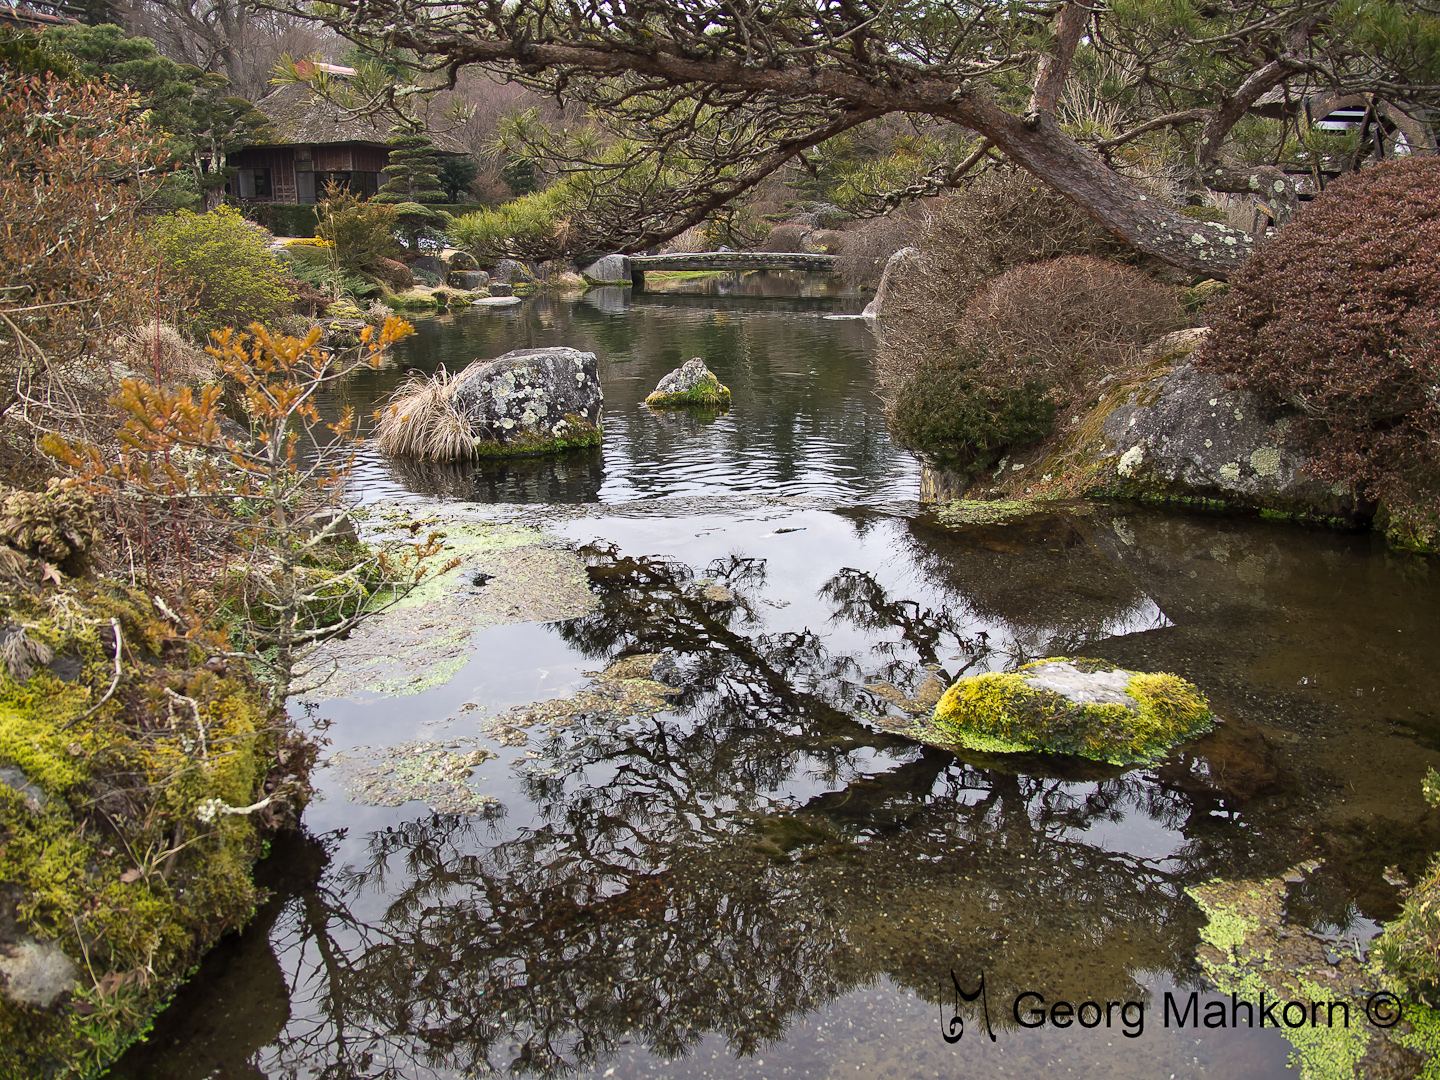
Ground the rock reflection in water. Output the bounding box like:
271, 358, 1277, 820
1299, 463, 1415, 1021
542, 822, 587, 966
382, 448, 606, 503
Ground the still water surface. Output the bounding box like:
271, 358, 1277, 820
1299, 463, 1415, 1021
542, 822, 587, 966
114, 274, 1440, 1080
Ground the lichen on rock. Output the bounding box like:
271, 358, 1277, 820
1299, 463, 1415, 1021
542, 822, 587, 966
920, 656, 1215, 765
644, 358, 731, 409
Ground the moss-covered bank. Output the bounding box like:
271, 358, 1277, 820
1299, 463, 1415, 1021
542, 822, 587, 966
0, 580, 309, 1078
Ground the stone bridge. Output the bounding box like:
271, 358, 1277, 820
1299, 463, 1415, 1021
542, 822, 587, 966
627, 251, 838, 291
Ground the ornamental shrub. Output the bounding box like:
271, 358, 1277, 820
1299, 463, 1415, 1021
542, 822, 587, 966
150, 206, 294, 340
1197, 158, 1440, 545
315, 182, 402, 276
887, 349, 1056, 474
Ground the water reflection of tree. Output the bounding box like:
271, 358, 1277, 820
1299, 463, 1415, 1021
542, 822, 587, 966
237, 549, 1280, 1079
895, 512, 1167, 665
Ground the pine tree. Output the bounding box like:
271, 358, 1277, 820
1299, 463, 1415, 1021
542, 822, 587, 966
372, 128, 449, 254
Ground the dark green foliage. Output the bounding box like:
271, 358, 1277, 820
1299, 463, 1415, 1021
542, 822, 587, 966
39, 24, 272, 201
500, 156, 538, 197
888, 351, 1056, 474
374, 132, 449, 252
242, 202, 320, 239
1197, 158, 1440, 544
438, 155, 480, 202
0, 26, 77, 78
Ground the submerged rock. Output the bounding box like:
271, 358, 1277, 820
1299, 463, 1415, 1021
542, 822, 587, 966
644, 357, 731, 409
921, 657, 1215, 765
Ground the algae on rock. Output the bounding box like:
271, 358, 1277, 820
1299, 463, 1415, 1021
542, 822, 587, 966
644, 357, 732, 410
921, 656, 1214, 765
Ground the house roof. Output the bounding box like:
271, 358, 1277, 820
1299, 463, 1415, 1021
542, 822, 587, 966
251, 81, 470, 155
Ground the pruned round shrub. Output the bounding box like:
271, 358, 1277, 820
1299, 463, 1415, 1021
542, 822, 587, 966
1197, 158, 1440, 542
956, 256, 1186, 414
888, 350, 1056, 474
760, 223, 809, 252
876, 169, 1131, 402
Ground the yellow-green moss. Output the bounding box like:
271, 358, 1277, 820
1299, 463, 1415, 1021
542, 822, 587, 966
0, 582, 295, 1079
644, 377, 732, 409
925, 657, 1214, 765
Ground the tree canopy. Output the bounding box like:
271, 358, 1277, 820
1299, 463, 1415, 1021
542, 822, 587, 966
9, 23, 272, 205
285, 0, 1440, 276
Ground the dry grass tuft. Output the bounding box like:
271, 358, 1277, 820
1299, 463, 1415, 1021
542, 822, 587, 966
374, 368, 477, 461
116, 321, 216, 384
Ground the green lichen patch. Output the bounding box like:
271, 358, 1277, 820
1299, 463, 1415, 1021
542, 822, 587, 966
921, 657, 1215, 765
936, 497, 1063, 527
645, 383, 732, 409
472, 415, 603, 458
479, 655, 679, 747
1189, 869, 1440, 1079
329, 740, 499, 815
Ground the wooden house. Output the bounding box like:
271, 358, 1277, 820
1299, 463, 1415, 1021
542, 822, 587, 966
227, 67, 469, 205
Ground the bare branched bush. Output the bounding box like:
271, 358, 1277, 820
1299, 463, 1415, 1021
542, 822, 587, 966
956, 257, 1187, 415
836, 206, 927, 289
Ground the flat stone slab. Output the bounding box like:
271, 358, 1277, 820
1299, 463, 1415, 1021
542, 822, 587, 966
471, 296, 523, 307
297, 503, 600, 702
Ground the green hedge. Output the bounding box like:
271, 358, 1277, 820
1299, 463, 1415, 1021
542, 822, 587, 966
238, 202, 320, 239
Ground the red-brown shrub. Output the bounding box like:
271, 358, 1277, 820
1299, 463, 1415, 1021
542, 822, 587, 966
1197, 158, 1440, 535
956, 256, 1187, 414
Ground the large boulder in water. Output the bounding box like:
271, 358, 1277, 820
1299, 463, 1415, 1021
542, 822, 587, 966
580, 254, 632, 286
644, 357, 731, 409
449, 347, 603, 457
920, 657, 1215, 766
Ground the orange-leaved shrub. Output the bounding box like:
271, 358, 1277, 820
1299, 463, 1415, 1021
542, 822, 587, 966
1196, 157, 1440, 546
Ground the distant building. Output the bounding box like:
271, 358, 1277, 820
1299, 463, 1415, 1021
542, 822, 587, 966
227, 68, 468, 205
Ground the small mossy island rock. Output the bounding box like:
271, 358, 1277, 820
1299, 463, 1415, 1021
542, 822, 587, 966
923, 657, 1215, 765
377, 347, 603, 462
645, 357, 731, 409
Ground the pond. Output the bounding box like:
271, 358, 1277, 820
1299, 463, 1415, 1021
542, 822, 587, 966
114, 272, 1440, 1080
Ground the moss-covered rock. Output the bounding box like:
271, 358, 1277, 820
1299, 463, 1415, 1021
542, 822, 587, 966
922, 656, 1214, 765
0, 581, 310, 1078
644, 357, 731, 409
